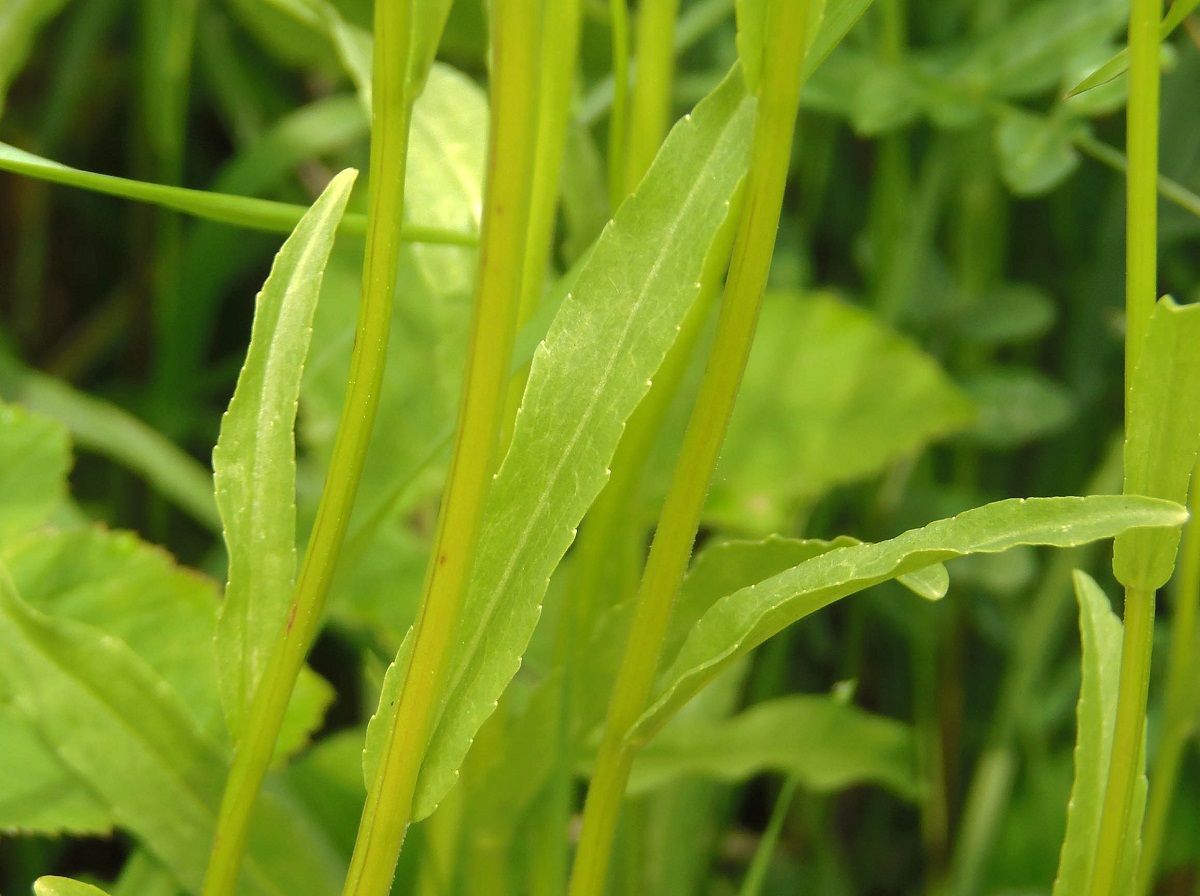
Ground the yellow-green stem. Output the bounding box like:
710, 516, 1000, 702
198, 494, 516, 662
1137, 462, 1200, 895
1090, 1, 1162, 893
607, 0, 632, 210
199, 3, 414, 893
566, 4, 810, 893
623, 0, 683, 192
340, 3, 542, 894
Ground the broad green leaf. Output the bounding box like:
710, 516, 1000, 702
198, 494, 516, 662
364, 67, 757, 819
1051, 571, 1146, 896
213, 168, 354, 738
633, 495, 1186, 740
705, 292, 974, 533
34, 878, 111, 896
0, 401, 70, 544
1114, 298, 1200, 590
0, 566, 345, 896
962, 368, 1075, 448
0, 526, 331, 834
0, 702, 110, 835
995, 110, 1081, 196
0, 0, 73, 119
0, 355, 219, 531
959, 283, 1057, 346
0, 140, 471, 244
1067, 0, 1200, 97
624, 695, 919, 801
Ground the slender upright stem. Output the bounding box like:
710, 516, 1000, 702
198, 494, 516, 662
623, 0, 683, 192
1137, 463, 1200, 895
607, 0, 632, 210
1089, 1, 1162, 894
567, 5, 810, 894
200, 3, 415, 895
340, 3, 542, 894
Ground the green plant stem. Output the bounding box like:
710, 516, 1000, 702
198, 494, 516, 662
1137, 462, 1200, 895
340, 3, 542, 894
608, 0, 632, 210
623, 0, 683, 192
567, 4, 810, 893
738, 778, 798, 896
1090, 6, 1162, 891
199, 4, 415, 895
1072, 133, 1200, 222
0, 143, 474, 244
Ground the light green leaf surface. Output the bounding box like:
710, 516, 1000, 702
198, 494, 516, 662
0, 0, 73, 118
0, 401, 70, 544
1113, 298, 1200, 590
0, 356, 219, 531
213, 168, 354, 738
1051, 571, 1146, 896
0, 567, 345, 896
34, 877, 112, 896
363, 68, 757, 819
0, 525, 330, 834
624, 695, 919, 800
633, 495, 1186, 740
995, 109, 1081, 196
705, 292, 974, 533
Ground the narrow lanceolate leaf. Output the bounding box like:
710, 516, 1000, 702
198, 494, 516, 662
363, 67, 757, 818
633, 496, 1186, 740
1051, 571, 1146, 896
214, 169, 355, 738
1113, 297, 1200, 590
623, 695, 919, 801
0, 567, 345, 896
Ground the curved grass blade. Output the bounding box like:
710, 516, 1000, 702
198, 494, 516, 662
0, 140, 473, 245
35, 878, 112, 896
633, 495, 1187, 741
363, 66, 757, 820
213, 168, 354, 739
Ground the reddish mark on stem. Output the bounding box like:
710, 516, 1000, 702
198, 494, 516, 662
285, 603, 298, 634
438, 553, 447, 567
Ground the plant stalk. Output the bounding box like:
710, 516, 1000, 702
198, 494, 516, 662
340, 2, 542, 894
199, 2, 414, 893
1137, 462, 1200, 895
623, 0, 683, 192
1089, 1, 1162, 893
566, 4, 811, 893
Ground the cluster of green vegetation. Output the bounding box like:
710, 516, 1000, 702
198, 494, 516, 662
0, 0, 1198, 894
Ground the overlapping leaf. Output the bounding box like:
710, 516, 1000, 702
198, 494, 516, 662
633, 496, 1185, 740
364, 67, 758, 819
